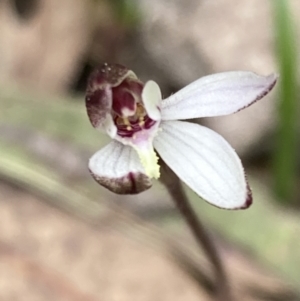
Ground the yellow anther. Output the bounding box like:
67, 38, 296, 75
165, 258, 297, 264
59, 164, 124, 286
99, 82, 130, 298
123, 117, 130, 126
116, 117, 124, 125
138, 116, 145, 127
136, 104, 146, 116
122, 117, 133, 131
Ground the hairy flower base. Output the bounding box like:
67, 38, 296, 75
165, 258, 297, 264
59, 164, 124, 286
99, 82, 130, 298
86, 63, 278, 209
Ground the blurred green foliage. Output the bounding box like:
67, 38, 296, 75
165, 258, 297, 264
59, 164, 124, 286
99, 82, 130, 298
273, 0, 298, 204
92, 0, 139, 27
110, 0, 140, 27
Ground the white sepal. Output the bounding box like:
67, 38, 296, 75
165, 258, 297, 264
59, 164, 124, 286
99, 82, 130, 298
154, 121, 251, 209
89, 140, 152, 194
161, 72, 278, 120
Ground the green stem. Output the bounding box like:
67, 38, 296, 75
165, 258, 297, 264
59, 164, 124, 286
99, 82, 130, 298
273, 0, 298, 204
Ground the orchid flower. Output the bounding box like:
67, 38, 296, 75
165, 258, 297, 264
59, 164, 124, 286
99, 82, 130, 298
86, 63, 277, 209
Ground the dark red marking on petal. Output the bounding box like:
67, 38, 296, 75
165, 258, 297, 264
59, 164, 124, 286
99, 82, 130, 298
129, 172, 136, 193
89, 168, 152, 194
144, 118, 156, 130
233, 177, 253, 210
112, 83, 136, 116
240, 184, 253, 209
114, 116, 157, 138
236, 74, 278, 113
204, 173, 253, 210
111, 78, 144, 117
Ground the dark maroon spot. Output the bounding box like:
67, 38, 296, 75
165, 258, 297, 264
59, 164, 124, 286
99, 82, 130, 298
114, 116, 156, 138
144, 118, 156, 130
238, 183, 253, 210
241, 190, 253, 209
112, 83, 136, 116
89, 168, 152, 194
129, 172, 136, 193
244, 195, 253, 208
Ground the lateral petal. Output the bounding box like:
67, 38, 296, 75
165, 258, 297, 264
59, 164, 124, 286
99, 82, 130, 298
161, 72, 278, 120
89, 141, 152, 194
154, 121, 251, 209
142, 80, 162, 121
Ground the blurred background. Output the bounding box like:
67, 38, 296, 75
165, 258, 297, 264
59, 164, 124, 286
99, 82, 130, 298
0, 0, 300, 300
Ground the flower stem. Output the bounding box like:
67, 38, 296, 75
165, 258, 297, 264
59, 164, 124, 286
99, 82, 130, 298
160, 161, 233, 301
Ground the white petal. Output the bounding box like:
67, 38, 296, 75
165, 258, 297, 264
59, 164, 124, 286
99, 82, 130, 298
154, 121, 251, 209
161, 72, 278, 120
142, 80, 162, 121
89, 141, 151, 194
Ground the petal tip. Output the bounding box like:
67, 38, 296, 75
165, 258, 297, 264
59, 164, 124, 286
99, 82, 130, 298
235, 72, 278, 114
89, 168, 152, 195
268, 72, 280, 80
266, 72, 279, 89
241, 187, 253, 209
235, 183, 253, 210
254, 72, 279, 98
